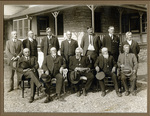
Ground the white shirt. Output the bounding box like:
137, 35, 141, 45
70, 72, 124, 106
88, 35, 95, 51
127, 40, 132, 45
28, 37, 33, 42
109, 33, 113, 39
47, 35, 52, 40
13, 39, 17, 42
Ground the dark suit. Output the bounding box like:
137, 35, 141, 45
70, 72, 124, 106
40, 36, 59, 57
17, 56, 41, 97
120, 40, 140, 62
42, 55, 66, 94
94, 55, 119, 92
81, 34, 102, 58
69, 56, 94, 91
5, 39, 23, 90
117, 53, 138, 92
61, 39, 78, 67
102, 34, 120, 62
23, 38, 38, 58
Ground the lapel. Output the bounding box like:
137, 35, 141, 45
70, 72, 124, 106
48, 55, 54, 71
50, 36, 54, 45
130, 40, 135, 49
27, 39, 31, 48
70, 39, 75, 46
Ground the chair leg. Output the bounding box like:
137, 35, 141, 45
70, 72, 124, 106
37, 88, 39, 96
63, 81, 66, 93
22, 80, 24, 98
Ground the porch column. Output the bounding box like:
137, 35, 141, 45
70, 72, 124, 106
87, 5, 97, 33
118, 8, 124, 42
52, 11, 59, 36
139, 11, 143, 42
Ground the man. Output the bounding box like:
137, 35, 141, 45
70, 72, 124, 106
23, 30, 38, 58
118, 45, 138, 96
120, 32, 140, 62
41, 47, 66, 103
94, 47, 122, 97
5, 31, 23, 92
102, 26, 120, 62
69, 47, 94, 97
81, 27, 102, 68
17, 48, 45, 103
40, 27, 59, 57
61, 31, 78, 87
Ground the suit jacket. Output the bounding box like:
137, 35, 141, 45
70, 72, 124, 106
23, 38, 38, 58
40, 36, 59, 57
61, 39, 78, 63
117, 53, 138, 71
102, 34, 120, 55
120, 40, 140, 61
5, 39, 23, 66
69, 56, 91, 71
94, 55, 117, 73
42, 55, 66, 76
17, 56, 39, 80
80, 34, 102, 56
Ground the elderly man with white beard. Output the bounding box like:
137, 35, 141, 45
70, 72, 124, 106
94, 47, 122, 97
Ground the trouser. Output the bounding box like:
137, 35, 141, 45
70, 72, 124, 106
7, 66, 20, 90
42, 73, 64, 96
121, 73, 136, 92
99, 72, 119, 92
70, 71, 94, 91
24, 70, 41, 97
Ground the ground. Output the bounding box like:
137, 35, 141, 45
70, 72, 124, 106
3, 48, 147, 113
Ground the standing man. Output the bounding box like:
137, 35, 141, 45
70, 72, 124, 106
23, 30, 38, 58
61, 31, 78, 87
102, 26, 120, 62
118, 45, 138, 96
5, 31, 23, 92
120, 32, 140, 62
81, 27, 102, 68
94, 47, 122, 97
41, 47, 66, 103
40, 27, 59, 57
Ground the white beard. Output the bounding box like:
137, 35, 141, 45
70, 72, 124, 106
103, 54, 109, 59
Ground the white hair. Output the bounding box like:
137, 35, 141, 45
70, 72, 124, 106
75, 47, 83, 54
11, 31, 17, 35
101, 47, 108, 53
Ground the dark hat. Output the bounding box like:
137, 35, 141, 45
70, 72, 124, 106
40, 74, 51, 83
96, 72, 105, 80
70, 71, 80, 84
20, 61, 30, 69
121, 66, 133, 76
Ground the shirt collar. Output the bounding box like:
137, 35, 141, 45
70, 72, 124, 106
13, 39, 17, 42
28, 37, 33, 42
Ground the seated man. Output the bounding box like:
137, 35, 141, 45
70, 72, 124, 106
17, 48, 45, 103
117, 44, 138, 96
69, 47, 94, 97
41, 47, 66, 103
94, 47, 122, 97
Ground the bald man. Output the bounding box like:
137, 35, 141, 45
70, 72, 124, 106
94, 47, 122, 97
23, 30, 38, 58
17, 48, 45, 103
6, 31, 23, 92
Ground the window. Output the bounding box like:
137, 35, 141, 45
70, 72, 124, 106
94, 12, 101, 32
142, 13, 147, 33
57, 14, 64, 35
37, 16, 49, 36
13, 18, 30, 39
130, 15, 140, 33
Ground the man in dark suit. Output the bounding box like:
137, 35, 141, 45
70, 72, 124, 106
23, 30, 38, 58
95, 47, 122, 97
5, 31, 23, 92
40, 27, 59, 57
120, 32, 140, 62
61, 31, 78, 88
118, 45, 138, 96
17, 48, 45, 103
41, 47, 66, 103
102, 26, 120, 62
69, 47, 94, 97
81, 27, 102, 68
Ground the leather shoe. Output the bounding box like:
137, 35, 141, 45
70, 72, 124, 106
8, 88, 13, 92
131, 91, 137, 96
101, 91, 106, 97
116, 92, 122, 97
82, 88, 87, 96
29, 97, 34, 103
125, 91, 130, 96
39, 86, 46, 93
44, 96, 52, 103
77, 91, 81, 97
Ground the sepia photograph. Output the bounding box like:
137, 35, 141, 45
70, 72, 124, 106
2, 3, 148, 113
